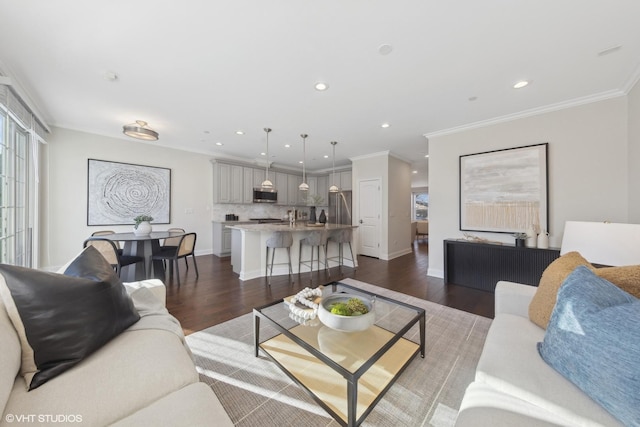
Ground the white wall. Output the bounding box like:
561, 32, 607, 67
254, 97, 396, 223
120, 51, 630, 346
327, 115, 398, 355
41, 127, 215, 268
352, 151, 412, 260
388, 155, 412, 258
428, 96, 629, 278
352, 152, 387, 258
628, 80, 640, 222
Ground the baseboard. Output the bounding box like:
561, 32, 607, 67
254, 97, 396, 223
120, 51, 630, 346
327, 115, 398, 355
428, 268, 444, 279
386, 247, 413, 260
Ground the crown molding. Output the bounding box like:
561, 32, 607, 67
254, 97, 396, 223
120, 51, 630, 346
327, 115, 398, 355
621, 61, 640, 94
423, 89, 625, 139
0, 62, 51, 131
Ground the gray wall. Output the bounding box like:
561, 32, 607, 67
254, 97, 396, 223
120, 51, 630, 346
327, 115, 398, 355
428, 95, 633, 278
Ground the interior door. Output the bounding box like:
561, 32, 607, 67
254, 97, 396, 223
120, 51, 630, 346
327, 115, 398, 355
358, 178, 381, 258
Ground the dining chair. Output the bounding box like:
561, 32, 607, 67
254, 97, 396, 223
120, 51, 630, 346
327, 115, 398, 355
152, 233, 198, 285
83, 237, 145, 278
162, 227, 188, 268
91, 230, 123, 255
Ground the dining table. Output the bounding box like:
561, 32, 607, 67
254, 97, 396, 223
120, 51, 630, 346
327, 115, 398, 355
105, 230, 187, 282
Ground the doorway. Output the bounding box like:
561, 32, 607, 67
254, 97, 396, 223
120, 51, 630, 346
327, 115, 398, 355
358, 178, 381, 258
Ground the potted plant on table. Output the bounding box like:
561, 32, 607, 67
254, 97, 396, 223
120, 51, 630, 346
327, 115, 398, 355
133, 215, 154, 236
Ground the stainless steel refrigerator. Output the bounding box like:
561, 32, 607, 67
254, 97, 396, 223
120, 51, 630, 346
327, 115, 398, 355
328, 190, 352, 225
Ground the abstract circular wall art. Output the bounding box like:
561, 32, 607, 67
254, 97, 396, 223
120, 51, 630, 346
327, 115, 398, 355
87, 159, 171, 225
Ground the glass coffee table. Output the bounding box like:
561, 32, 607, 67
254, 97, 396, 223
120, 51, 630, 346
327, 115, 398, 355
253, 281, 425, 427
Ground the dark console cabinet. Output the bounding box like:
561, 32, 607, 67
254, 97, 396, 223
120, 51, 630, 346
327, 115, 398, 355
444, 239, 560, 292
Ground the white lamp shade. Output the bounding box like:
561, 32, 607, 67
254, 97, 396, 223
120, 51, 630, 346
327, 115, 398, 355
329, 184, 339, 193
261, 179, 273, 189
560, 221, 640, 266
299, 182, 309, 191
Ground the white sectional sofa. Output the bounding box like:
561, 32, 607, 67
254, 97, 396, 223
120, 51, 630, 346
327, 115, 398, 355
0, 276, 233, 427
456, 221, 640, 426
455, 280, 623, 426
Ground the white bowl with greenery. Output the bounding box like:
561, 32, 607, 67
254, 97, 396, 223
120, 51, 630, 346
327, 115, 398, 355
317, 294, 375, 332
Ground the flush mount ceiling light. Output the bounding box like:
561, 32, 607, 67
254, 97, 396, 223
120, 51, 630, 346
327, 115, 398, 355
122, 120, 159, 141
236, 130, 245, 135
381, 123, 391, 128
314, 82, 329, 91
513, 80, 529, 89
329, 141, 339, 193
215, 142, 224, 146
261, 128, 274, 191
299, 134, 309, 191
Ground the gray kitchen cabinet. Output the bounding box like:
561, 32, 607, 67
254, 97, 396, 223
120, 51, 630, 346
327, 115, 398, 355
340, 170, 352, 191
316, 175, 328, 205
242, 167, 254, 204
212, 161, 245, 204
212, 222, 233, 257
276, 172, 289, 205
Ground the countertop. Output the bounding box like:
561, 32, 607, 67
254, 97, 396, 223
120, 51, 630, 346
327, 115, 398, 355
212, 220, 255, 225
225, 222, 355, 232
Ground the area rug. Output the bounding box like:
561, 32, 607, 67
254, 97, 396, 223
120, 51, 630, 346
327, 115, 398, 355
185, 278, 491, 427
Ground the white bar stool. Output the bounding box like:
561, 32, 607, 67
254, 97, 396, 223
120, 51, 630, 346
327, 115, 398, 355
326, 228, 356, 272
265, 231, 294, 285
298, 230, 329, 279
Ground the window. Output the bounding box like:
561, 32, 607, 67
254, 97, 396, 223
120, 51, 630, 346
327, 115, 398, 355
413, 192, 428, 220
0, 84, 44, 267
0, 110, 32, 266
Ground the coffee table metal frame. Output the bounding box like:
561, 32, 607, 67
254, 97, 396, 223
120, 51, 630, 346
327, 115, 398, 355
253, 281, 426, 427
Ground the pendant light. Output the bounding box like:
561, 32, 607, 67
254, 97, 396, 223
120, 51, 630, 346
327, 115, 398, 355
261, 128, 274, 191
299, 133, 309, 191
329, 141, 339, 193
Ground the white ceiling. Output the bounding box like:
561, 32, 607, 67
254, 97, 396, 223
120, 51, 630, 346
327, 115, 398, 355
1, 1, 639, 181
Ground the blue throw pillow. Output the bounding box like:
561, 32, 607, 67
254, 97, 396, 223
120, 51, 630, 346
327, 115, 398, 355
538, 265, 640, 426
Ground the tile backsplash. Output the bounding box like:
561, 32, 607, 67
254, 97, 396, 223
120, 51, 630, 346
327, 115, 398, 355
212, 204, 300, 221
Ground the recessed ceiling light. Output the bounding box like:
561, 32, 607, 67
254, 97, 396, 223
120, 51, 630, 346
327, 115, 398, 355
513, 80, 529, 89
424, 154, 429, 158
215, 142, 223, 146
284, 144, 290, 148
412, 170, 418, 174
298, 160, 304, 164
260, 152, 266, 156
378, 44, 393, 55
381, 123, 390, 128
323, 155, 329, 159
314, 82, 329, 91
235, 130, 244, 135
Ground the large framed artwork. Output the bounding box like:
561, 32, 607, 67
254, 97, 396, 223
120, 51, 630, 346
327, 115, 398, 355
459, 143, 548, 234
87, 159, 171, 226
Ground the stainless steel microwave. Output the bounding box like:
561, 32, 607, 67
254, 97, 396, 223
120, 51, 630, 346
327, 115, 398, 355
253, 188, 278, 203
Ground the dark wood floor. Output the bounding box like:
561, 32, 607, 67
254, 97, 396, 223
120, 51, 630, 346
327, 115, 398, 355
165, 239, 494, 335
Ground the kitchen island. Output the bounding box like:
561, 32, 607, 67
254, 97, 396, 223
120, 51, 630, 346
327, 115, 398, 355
227, 223, 357, 280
